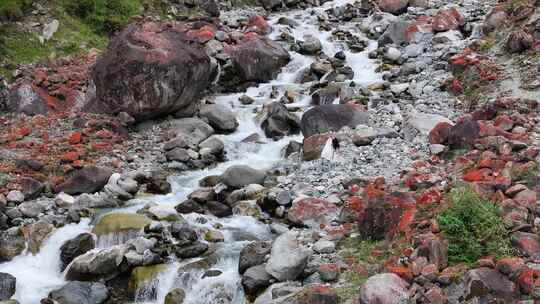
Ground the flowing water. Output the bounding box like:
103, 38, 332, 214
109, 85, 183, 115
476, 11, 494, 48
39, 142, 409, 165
0, 1, 381, 303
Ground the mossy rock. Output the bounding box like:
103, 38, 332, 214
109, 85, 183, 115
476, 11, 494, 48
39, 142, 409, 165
128, 264, 167, 295
92, 213, 151, 235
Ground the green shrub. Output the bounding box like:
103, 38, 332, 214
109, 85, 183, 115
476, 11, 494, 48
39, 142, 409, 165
437, 188, 515, 265
60, 0, 141, 34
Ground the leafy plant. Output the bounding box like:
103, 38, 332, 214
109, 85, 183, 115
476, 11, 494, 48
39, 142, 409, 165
437, 188, 515, 265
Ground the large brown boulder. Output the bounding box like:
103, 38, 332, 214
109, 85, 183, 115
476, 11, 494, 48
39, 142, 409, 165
84, 22, 214, 121
56, 166, 113, 195
220, 38, 290, 90
300, 104, 369, 138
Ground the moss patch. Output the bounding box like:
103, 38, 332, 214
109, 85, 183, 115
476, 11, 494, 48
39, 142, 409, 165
92, 213, 151, 235
128, 264, 167, 295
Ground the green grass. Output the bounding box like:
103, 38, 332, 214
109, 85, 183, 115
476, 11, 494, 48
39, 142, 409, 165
59, 0, 141, 34
0, 0, 29, 21
437, 188, 515, 265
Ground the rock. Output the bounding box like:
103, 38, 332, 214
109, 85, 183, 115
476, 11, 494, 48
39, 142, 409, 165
463, 267, 517, 300
287, 197, 339, 228
301, 104, 369, 138
433, 30, 463, 45
56, 166, 113, 195
447, 117, 480, 149
359, 273, 409, 304
164, 288, 186, 304
239, 241, 272, 274
27, 220, 54, 254
311, 86, 340, 106
206, 201, 232, 217
0, 272, 16, 301
223, 38, 290, 89
55, 192, 75, 208
85, 22, 213, 121
166, 148, 191, 162
174, 241, 209, 259
41, 19, 59, 42
265, 231, 311, 281
432, 8, 464, 32
378, 20, 410, 46
405, 111, 453, 137
299, 35, 322, 55
48, 281, 109, 304
92, 213, 151, 236
313, 240, 335, 254
302, 133, 331, 161
66, 245, 127, 281
135, 171, 171, 195
175, 199, 205, 214
319, 264, 339, 282
239, 95, 255, 105
242, 264, 273, 296
483, 9, 508, 34
233, 200, 263, 218
378, 0, 408, 15
199, 136, 224, 155
6, 191, 24, 203
172, 118, 215, 149
18, 201, 44, 218
145, 206, 181, 221
284, 141, 302, 157
0, 227, 26, 261
384, 47, 401, 62
20, 177, 43, 200
5, 83, 50, 115
506, 30, 534, 54
199, 104, 238, 133
261, 102, 301, 140
60, 233, 96, 271
220, 165, 266, 189
204, 230, 225, 242
512, 232, 540, 260
390, 83, 409, 94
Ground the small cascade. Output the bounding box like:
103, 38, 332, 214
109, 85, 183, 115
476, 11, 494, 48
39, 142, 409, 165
133, 263, 180, 304
96, 229, 144, 248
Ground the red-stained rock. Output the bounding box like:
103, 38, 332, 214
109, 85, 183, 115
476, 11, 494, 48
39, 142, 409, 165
494, 115, 514, 131
386, 265, 413, 282
424, 286, 446, 304
303, 133, 331, 161
512, 232, 540, 260
96, 130, 113, 139
483, 8, 509, 34
61, 152, 79, 162
416, 187, 442, 205
462, 168, 493, 182
447, 117, 480, 149
517, 267, 540, 295
476, 258, 495, 268
496, 257, 525, 275
287, 197, 339, 229
514, 189, 538, 206
248, 15, 269, 34
428, 122, 452, 145
340, 196, 365, 222
432, 8, 464, 32
69, 131, 82, 144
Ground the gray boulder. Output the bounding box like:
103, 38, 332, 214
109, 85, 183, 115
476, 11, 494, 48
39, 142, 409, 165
261, 102, 301, 140
49, 281, 109, 304
239, 241, 272, 274
65, 246, 127, 281
299, 35, 322, 55
220, 165, 266, 189
199, 104, 238, 133
56, 166, 113, 195
171, 118, 215, 149
242, 264, 273, 296
462, 267, 517, 300
0, 227, 26, 261
60, 233, 96, 271
301, 104, 369, 138
265, 231, 311, 281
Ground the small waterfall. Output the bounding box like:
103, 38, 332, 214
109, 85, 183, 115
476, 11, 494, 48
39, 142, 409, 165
96, 229, 145, 248
132, 263, 179, 304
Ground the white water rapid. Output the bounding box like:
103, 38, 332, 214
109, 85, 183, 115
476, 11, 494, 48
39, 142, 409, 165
0, 0, 381, 303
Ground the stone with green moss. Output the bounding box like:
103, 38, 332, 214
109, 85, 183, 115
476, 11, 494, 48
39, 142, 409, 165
127, 264, 168, 295
92, 213, 151, 235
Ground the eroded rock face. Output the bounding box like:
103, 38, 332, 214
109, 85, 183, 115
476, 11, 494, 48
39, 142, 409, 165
300, 104, 369, 138
85, 22, 214, 122
0, 227, 26, 261
0, 272, 16, 301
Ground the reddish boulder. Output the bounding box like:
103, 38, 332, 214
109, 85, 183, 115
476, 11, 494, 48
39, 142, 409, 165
495, 257, 524, 275
432, 8, 464, 32
359, 273, 410, 304
517, 267, 540, 295
85, 22, 214, 121
287, 197, 339, 229
56, 166, 113, 195
428, 122, 452, 144
447, 117, 480, 149
463, 267, 517, 300
483, 9, 508, 34
303, 133, 331, 161
512, 232, 540, 260
377, 0, 409, 15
